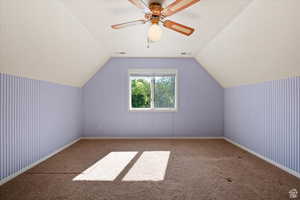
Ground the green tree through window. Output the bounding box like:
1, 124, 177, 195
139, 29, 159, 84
131, 78, 151, 108
130, 73, 176, 110
154, 76, 175, 108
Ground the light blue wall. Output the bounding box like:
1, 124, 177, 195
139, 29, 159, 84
225, 77, 300, 175
83, 58, 224, 137
40, 81, 82, 157
0, 73, 83, 181
2, 58, 298, 182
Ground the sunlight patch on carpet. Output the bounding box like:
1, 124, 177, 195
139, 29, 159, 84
73, 152, 138, 181
122, 151, 170, 181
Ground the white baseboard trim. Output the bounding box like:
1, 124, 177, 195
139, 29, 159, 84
80, 136, 225, 140
0, 138, 80, 186
224, 137, 300, 179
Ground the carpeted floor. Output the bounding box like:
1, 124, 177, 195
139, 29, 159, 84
0, 139, 299, 200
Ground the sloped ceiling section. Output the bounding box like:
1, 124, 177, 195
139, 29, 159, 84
196, 0, 300, 88
0, 0, 109, 87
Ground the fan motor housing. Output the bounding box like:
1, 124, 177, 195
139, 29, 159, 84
149, 2, 162, 24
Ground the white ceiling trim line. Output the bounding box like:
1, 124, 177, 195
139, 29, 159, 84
57, 0, 111, 87
195, 0, 255, 56
195, 0, 300, 87
0, 0, 111, 87
57, 0, 99, 46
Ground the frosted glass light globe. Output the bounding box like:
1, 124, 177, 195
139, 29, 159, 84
148, 24, 162, 42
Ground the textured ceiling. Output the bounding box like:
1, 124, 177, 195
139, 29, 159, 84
0, 0, 299, 87
60, 0, 251, 57
196, 0, 300, 87
0, 0, 109, 86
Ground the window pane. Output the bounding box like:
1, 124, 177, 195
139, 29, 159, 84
154, 76, 175, 108
131, 76, 151, 108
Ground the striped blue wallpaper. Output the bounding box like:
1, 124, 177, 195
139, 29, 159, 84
225, 77, 300, 176
0, 74, 40, 180
0, 73, 82, 182
1, 71, 299, 182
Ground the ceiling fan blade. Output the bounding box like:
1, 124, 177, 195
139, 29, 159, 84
163, 20, 194, 36
111, 20, 147, 29
128, 0, 150, 12
162, 0, 200, 17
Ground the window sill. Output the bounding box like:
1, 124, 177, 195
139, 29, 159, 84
129, 108, 177, 112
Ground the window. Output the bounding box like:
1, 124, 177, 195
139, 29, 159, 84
129, 69, 177, 111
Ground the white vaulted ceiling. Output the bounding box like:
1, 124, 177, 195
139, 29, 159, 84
196, 0, 300, 87
59, 0, 252, 57
0, 0, 109, 86
0, 0, 299, 87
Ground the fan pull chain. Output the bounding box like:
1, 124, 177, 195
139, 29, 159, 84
147, 37, 150, 48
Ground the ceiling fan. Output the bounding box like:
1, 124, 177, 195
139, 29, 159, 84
111, 0, 200, 42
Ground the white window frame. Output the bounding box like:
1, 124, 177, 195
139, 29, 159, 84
128, 69, 178, 112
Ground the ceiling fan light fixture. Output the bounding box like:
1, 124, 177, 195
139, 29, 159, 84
148, 24, 162, 42
112, 0, 199, 40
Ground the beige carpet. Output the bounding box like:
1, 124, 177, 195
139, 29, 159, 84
0, 139, 299, 200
